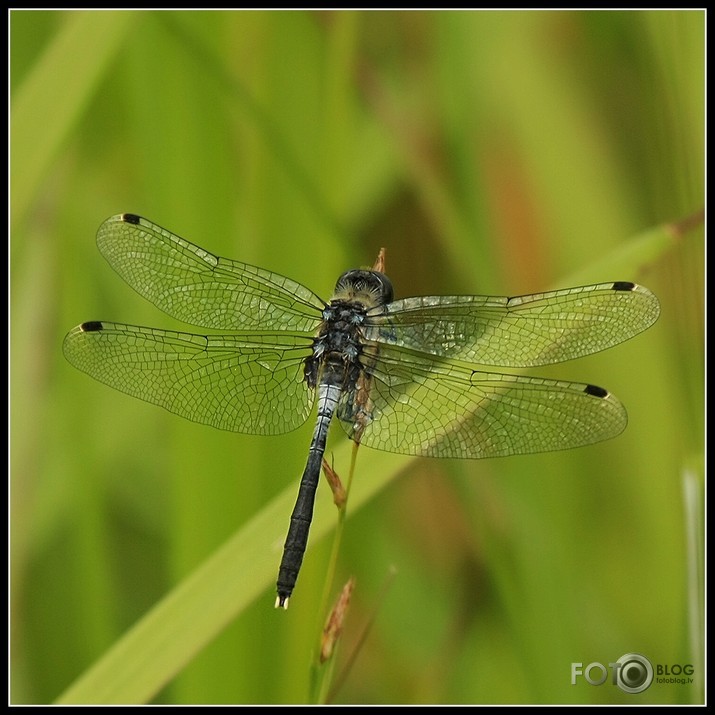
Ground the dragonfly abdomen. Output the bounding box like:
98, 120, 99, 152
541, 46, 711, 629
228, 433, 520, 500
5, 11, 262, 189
276, 382, 342, 608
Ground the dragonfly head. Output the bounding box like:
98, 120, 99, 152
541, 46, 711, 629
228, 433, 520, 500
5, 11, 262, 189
332, 270, 394, 308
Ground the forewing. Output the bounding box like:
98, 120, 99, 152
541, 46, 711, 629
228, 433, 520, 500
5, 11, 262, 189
63, 321, 315, 434
96, 214, 325, 331
367, 282, 660, 367
338, 345, 627, 458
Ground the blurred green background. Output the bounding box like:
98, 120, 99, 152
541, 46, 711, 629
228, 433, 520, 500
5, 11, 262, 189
10, 9, 704, 705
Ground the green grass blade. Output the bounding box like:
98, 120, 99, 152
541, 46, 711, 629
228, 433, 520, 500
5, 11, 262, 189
11, 11, 135, 225
563, 211, 703, 286
53, 432, 403, 704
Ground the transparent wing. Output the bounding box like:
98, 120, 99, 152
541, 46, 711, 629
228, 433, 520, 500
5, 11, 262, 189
63, 321, 315, 434
338, 344, 627, 458
366, 282, 660, 367
96, 214, 325, 331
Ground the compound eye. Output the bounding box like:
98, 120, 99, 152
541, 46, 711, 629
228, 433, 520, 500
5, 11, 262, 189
333, 269, 392, 305
375, 272, 394, 303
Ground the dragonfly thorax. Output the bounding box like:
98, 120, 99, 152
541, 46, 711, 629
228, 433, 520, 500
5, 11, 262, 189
303, 269, 393, 391
304, 300, 371, 391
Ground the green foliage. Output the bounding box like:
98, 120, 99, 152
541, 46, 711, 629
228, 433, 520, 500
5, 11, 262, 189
11, 9, 703, 705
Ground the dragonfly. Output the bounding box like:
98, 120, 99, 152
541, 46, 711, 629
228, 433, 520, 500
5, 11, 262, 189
63, 213, 660, 608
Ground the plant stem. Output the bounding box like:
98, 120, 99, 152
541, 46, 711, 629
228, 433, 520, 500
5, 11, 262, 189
309, 442, 360, 703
